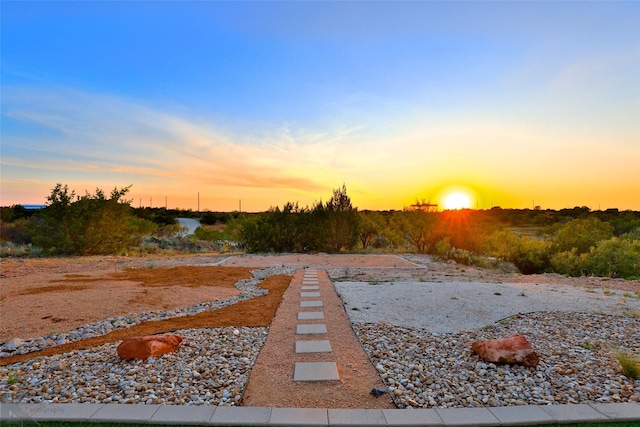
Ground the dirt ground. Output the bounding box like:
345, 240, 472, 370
0, 269, 291, 366
1, 253, 638, 408
1, 264, 254, 342
2, 253, 637, 345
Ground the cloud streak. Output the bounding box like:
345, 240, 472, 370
2, 77, 639, 211
1, 85, 349, 207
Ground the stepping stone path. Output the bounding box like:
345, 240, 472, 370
241, 268, 395, 408
294, 269, 339, 382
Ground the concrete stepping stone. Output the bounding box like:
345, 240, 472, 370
300, 291, 321, 298
294, 362, 339, 381
296, 324, 327, 334
295, 340, 332, 353
302, 280, 319, 285
298, 311, 324, 320
301, 285, 320, 290
300, 300, 323, 308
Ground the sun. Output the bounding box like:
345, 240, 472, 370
443, 192, 471, 210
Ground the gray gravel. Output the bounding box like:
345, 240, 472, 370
337, 280, 640, 408
354, 312, 640, 408
1, 327, 267, 406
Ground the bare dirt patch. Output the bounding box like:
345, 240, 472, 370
0, 273, 291, 366
1, 264, 254, 342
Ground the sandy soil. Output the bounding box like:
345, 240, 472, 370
1, 264, 254, 342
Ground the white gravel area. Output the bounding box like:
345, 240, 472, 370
336, 279, 640, 408
335, 280, 640, 333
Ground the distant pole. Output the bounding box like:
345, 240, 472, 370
139, 198, 141, 208
239, 199, 241, 212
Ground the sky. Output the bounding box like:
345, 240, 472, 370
1, 1, 639, 212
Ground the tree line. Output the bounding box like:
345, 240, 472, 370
1, 183, 639, 279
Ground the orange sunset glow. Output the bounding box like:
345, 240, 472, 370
1, 2, 639, 212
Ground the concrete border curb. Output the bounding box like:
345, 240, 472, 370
2, 402, 639, 426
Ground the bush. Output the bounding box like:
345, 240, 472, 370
0, 242, 42, 257
29, 183, 157, 255
615, 351, 640, 379
552, 217, 614, 254
552, 236, 640, 279
485, 230, 551, 274
238, 185, 360, 253
435, 237, 452, 258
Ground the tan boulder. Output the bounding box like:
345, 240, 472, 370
471, 334, 539, 367
117, 334, 183, 360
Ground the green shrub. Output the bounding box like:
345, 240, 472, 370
552, 236, 640, 279
552, 217, 614, 254
615, 351, 640, 379
485, 230, 551, 274
29, 184, 156, 255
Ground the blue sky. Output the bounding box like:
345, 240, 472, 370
2, 1, 639, 211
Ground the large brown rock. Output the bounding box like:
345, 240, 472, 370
117, 334, 183, 360
471, 334, 539, 367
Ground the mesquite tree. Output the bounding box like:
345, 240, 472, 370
30, 183, 156, 255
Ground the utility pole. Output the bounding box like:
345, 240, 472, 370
239, 199, 242, 212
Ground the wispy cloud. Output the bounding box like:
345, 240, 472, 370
2, 81, 639, 210
1, 85, 350, 195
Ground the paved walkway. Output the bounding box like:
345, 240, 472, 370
1, 268, 639, 425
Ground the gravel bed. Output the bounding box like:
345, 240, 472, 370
1, 327, 267, 406
338, 278, 639, 408
354, 312, 640, 408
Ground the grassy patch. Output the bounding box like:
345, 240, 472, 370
615, 351, 640, 379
